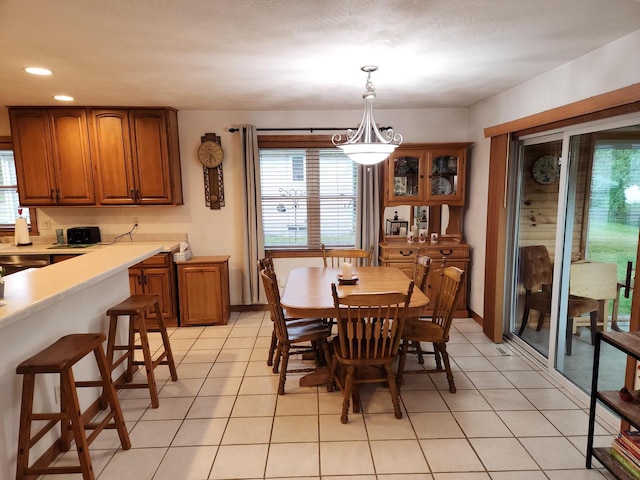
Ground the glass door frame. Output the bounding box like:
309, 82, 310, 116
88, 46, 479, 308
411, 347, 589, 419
505, 133, 565, 369
505, 112, 640, 384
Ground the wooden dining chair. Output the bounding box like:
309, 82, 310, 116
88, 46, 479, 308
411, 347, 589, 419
518, 245, 599, 355
259, 258, 328, 367
408, 255, 432, 364
260, 268, 333, 394
396, 264, 465, 393
329, 281, 414, 423
321, 244, 374, 267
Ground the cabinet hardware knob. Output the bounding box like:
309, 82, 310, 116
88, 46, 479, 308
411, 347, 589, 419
50, 189, 55, 200
440, 249, 454, 256
399, 250, 413, 256
130, 189, 136, 200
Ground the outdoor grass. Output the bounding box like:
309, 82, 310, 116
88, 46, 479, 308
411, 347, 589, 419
587, 220, 639, 316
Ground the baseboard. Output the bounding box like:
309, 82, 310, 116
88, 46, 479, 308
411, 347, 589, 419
469, 309, 483, 326
231, 304, 269, 312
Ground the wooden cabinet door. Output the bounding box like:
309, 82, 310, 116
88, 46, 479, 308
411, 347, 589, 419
387, 150, 426, 206
129, 267, 144, 295
129, 110, 173, 204
179, 265, 226, 326
144, 267, 174, 321
9, 109, 56, 205
90, 110, 136, 205
48, 109, 95, 204
426, 148, 466, 206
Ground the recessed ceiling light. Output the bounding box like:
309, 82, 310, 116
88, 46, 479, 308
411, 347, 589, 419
53, 95, 74, 102
25, 67, 52, 76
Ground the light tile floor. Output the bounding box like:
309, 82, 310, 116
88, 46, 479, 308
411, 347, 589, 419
44, 313, 619, 479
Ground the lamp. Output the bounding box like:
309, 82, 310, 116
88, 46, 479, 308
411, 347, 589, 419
332, 65, 402, 165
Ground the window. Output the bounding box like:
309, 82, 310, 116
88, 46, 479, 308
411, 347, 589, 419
0, 138, 37, 235
259, 137, 357, 249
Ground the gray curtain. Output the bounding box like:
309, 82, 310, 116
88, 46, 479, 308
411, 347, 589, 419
355, 163, 381, 265
241, 125, 264, 304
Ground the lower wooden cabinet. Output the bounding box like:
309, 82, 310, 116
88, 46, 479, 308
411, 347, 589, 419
129, 252, 178, 327
379, 241, 470, 317
177, 256, 230, 326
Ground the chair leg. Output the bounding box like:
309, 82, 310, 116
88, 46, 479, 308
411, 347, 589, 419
438, 343, 456, 393
267, 327, 277, 366
272, 343, 282, 374
566, 316, 574, 356
384, 362, 403, 419
396, 341, 409, 389
415, 341, 425, 364
518, 307, 531, 335
589, 310, 599, 345
328, 355, 340, 392
320, 340, 333, 392
433, 342, 442, 370
341, 366, 355, 424
535, 311, 547, 331
278, 344, 290, 395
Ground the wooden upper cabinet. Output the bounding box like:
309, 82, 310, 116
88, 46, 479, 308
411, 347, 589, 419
89, 110, 136, 205
10, 108, 95, 205
385, 143, 471, 207
10, 106, 183, 207
129, 109, 181, 205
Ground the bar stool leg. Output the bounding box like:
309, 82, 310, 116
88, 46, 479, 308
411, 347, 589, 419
62, 368, 95, 480
152, 301, 178, 381
15, 374, 35, 480
93, 344, 131, 449
136, 314, 160, 408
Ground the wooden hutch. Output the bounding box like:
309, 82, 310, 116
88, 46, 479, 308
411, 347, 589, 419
379, 142, 472, 317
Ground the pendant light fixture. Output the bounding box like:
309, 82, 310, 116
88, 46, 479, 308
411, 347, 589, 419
332, 65, 402, 165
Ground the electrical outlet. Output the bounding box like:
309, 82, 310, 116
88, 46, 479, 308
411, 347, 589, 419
41, 219, 51, 230
54, 384, 60, 405
132, 217, 139, 225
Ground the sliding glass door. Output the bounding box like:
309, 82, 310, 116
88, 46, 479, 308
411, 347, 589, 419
508, 116, 640, 394
513, 136, 563, 359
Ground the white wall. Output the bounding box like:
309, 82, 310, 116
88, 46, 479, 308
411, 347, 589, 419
16, 108, 468, 305
465, 29, 640, 317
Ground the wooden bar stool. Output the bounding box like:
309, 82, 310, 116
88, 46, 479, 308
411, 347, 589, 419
16, 333, 130, 480
105, 294, 178, 408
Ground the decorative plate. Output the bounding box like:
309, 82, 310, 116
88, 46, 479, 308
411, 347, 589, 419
532, 155, 560, 185
431, 176, 452, 195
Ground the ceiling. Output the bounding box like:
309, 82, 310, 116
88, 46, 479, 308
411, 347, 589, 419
2, 0, 640, 112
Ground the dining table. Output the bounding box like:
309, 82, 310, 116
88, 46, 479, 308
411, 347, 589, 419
280, 265, 430, 386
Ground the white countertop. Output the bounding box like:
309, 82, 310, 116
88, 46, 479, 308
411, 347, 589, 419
0, 239, 181, 255
0, 243, 164, 332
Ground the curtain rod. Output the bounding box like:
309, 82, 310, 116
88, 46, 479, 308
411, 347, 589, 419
228, 126, 391, 133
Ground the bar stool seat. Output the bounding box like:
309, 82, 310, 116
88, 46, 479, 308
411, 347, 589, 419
16, 333, 130, 480
105, 294, 178, 408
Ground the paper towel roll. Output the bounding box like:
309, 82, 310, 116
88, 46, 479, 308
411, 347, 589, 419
14, 217, 31, 245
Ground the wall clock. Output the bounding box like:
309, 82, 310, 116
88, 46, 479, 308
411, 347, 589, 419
532, 155, 560, 185
197, 140, 224, 168
199, 133, 225, 209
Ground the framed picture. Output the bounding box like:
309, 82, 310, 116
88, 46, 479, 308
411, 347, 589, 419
394, 176, 407, 195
